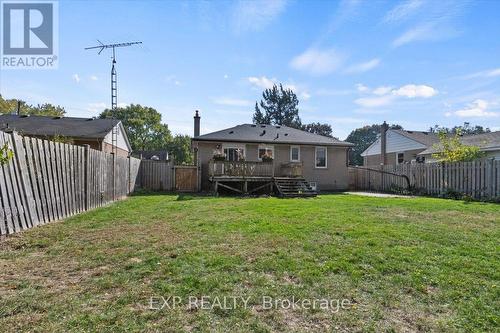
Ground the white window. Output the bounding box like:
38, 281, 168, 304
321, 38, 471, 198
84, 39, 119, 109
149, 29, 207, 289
396, 152, 404, 165
224, 148, 245, 161
315, 147, 327, 168
222, 143, 246, 161
258, 145, 274, 161
290, 146, 300, 162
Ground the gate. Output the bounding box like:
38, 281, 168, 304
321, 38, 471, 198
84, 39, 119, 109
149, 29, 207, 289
174, 166, 198, 192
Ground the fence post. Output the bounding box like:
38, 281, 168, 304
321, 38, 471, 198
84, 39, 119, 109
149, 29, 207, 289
487, 158, 494, 199
84, 144, 90, 211
127, 155, 131, 194
112, 152, 116, 201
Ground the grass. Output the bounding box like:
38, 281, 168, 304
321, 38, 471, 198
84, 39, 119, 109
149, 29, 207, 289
0, 193, 499, 332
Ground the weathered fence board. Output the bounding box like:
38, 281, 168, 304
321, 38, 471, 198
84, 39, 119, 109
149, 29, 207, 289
349, 160, 500, 200
0, 132, 141, 235
138, 160, 174, 191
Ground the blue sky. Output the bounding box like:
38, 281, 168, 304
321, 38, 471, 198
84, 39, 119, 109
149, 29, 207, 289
1, 0, 500, 139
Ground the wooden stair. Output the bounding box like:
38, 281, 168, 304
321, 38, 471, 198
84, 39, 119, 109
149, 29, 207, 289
274, 177, 317, 198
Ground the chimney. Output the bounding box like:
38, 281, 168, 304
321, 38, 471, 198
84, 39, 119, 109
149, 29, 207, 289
194, 110, 200, 137
380, 121, 388, 165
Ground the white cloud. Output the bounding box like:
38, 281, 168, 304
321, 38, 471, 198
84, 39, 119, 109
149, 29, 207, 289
212, 97, 252, 107
390, 1, 466, 47
223, 74, 229, 79
372, 86, 393, 95
465, 68, 500, 79
345, 58, 380, 74
248, 76, 276, 90
354, 95, 395, 108
392, 22, 436, 47
449, 99, 499, 118
384, 0, 424, 23
290, 48, 344, 76
247, 76, 311, 100
354, 83, 438, 108
356, 83, 369, 92
233, 0, 287, 32
300, 91, 311, 100
86, 102, 106, 113
392, 84, 438, 98
72, 74, 80, 83
90, 75, 98, 81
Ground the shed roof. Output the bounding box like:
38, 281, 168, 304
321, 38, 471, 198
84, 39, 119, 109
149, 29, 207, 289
193, 124, 353, 147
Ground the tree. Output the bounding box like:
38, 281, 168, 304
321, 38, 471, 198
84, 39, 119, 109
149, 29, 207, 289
429, 122, 490, 135
100, 104, 194, 164
253, 84, 302, 128
432, 130, 484, 162
0, 144, 13, 166
252, 84, 333, 137
0, 95, 65, 116
100, 104, 172, 152
346, 123, 403, 166
169, 134, 193, 165
301, 122, 333, 138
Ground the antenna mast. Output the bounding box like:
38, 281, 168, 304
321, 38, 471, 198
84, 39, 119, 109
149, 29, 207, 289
85, 40, 142, 153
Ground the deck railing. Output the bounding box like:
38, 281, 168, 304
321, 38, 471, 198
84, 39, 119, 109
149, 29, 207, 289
209, 160, 274, 177
280, 162, 303, 177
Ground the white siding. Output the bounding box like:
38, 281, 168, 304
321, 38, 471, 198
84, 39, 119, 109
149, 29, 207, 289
103, 124, 130, 152
361, 130, 426, 156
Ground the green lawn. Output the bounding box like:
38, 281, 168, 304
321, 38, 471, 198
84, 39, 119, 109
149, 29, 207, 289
0, 194, 499, 332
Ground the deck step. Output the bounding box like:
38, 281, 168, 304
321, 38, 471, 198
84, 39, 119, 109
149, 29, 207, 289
274, 177, 317, 198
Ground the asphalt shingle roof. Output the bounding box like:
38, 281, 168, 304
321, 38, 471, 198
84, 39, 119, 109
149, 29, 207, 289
419, 131, 500, 155
392, 129, 440, 147
193, 124, 353, 146
0, 114, 120, 139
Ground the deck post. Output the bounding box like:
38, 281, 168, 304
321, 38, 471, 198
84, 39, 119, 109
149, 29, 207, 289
214, 181, 218, 196
243, 180, 248, 194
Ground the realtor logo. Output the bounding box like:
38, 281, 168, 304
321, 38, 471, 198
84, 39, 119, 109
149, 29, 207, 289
1, 1, 58, 69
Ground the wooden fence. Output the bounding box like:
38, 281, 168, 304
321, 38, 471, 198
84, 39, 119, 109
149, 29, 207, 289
137, 160, 199, 192
0, 131, 141, 236
349, 159, 500, 200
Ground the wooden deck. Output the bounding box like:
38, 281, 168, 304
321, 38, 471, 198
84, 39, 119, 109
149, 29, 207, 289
208, 160, 315, 197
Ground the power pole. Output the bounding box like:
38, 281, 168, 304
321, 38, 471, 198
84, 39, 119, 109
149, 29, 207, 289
85, 40, 142, 153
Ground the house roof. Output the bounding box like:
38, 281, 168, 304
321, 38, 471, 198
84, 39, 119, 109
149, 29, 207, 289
392, 129, 440, 147
360, 129, 440, 157
133, 150, 170, 161
192, 124, 353, 147
0, 114, 120, 139
419, 131, 500, 155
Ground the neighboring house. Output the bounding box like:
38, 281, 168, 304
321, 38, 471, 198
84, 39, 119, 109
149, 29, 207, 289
418, 130, 500, 161
133, 150, 170, 161
361, 124, 440, 166
361, 122, 500, 166
191, 112, 353, 193
0, 114, 131, 157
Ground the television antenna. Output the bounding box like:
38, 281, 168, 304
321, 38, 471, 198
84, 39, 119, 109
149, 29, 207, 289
85, 40, 142, 154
